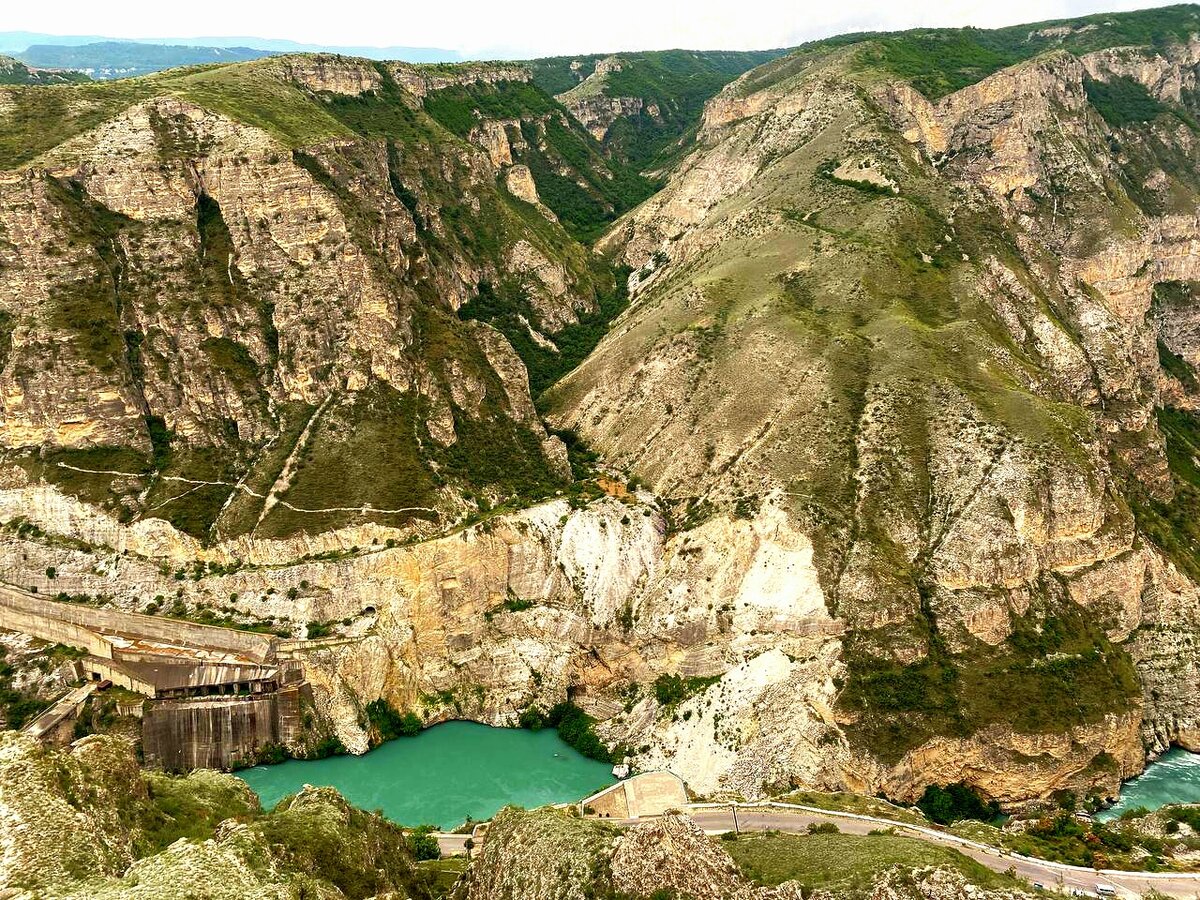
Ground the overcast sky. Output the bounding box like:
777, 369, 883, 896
2, 0, 1173, 58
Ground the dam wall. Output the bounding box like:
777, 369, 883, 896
0, 596, 113, 657
0, 583, 311, 770
0, 585, 275, 661
142, 684, 305, 771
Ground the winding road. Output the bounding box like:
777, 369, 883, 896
434, 802, 1200, 898
687, 804, 1200, 899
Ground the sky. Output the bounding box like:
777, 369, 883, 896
1, 0, 1175, 58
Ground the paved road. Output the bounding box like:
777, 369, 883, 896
435, 832, 471, 855
688, 806, 1200, 899
435, 805, 1200, 898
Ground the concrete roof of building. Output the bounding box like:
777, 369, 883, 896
109, 659, 279, 691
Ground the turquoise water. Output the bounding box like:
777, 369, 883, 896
1097, 748, 1200, 821
236, 720, 616, 829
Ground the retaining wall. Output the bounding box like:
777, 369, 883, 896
142, 685, 303, 771
0, 585, 275, 661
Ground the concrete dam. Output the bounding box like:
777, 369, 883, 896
0, 585, 307, 770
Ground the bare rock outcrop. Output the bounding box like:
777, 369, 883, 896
611, 814, 806, 899
552, 33, 1200, 803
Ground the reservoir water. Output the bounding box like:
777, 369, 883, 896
236, 720, 616, 829
1097, 748, 1200, 821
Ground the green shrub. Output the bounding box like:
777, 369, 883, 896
518, 706, 546, 730
1085, 75, 1170, 127
0, 648, 51, 729
917, 783, 1000, 825
652, 673, 721, 710
255, 742, 288, 766
1054, 790, 1077, 811
405, 825, 442, 860
305, 734, 347, 760
306, 621, 334, 639
1118, 806, 1150, 821
1166, 806, 1200, 831
366, 699, 423, 742
546, 700, 615, 763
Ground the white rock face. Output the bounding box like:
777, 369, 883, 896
0, 474, 842, 794
730, 506, 826, 629
625, 648, 841, 797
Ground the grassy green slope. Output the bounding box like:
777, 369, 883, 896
422, 77, 657, 241
529, 49, 787, 170
768, 3, 1200, 100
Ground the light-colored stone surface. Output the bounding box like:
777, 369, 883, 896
582, 770, 687, 818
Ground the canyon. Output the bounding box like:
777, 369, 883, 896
0, 4, 1199, 856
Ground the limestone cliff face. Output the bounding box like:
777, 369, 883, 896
0, 477, 840, 769
550, 34, 1200, 801
562, 94, 647, 143
556, 57, 650, 142
0, 57, 598, 544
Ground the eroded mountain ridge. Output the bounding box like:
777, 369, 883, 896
1, 6, 1200, 818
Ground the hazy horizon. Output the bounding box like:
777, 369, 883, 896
0, 0, 1183, 60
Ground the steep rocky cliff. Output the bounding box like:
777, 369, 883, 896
529, 49, 787, 172
0, 732, 435, 898
0, 55, 622, 545
550, 7, 1200, 799
3, 7, 1200, 815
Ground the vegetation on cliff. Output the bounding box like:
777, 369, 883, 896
423, 77, 656, 240
0, 733, 437, 899
529, 49, 787, 171
916, 783, 1000, 825
840, 592, 1141, 764
366, 697, 423, 742
0, 54, 628, 542
457, 270, 631, 397
772, 4, 1200, 100
519, 700, 618, 763
1125, 405, 1200, 583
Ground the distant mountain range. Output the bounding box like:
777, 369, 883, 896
0, 32, 461, 78
16, 42, 274, 77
